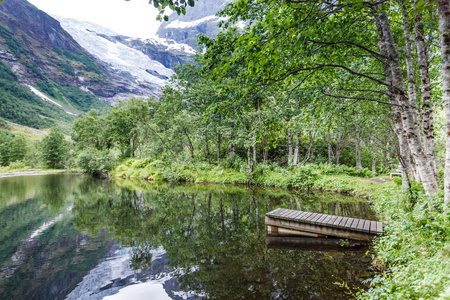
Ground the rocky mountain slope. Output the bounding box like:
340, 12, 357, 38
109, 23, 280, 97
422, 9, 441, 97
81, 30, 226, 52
54, 16, 196, 104
0, 0, 227, 130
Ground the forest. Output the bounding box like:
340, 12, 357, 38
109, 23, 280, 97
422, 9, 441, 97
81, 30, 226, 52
2, 0, 450, 298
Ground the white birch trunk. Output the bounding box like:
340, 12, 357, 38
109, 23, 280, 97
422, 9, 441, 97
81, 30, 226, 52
293, 97, 300, 166
374, 12, 411, 184
293, 132, 300, 166
328, 130, 333, 165
438, 0, 450, 210
378, 12, 438, 195
355, 113, 361, 171
414, 4, 438, 180
288, 128, 293, 164
372, 131, 377, 174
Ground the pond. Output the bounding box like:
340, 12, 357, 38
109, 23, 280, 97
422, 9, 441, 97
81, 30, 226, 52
0, 174, 377, 300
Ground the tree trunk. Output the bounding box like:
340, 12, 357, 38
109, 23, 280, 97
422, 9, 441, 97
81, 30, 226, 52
230, 129, 236, 159
302, 130, 314, 164
205, 134, 211, 165
293, 96, 300, 166
335, 129, 345, 165
414, 4, 438, 180
179, 138, 183, 154
327, 130, 333, 165
247, 146, 253, 175
183, 128, 194, 159
355, 113, 361, 170
377, 12, 438, 195
263, 137, 268, 164
288, 128, 293, 164
374, 12, 411, 180
293, 132, 300, 165
438, 0, 450, 210
372, 131, 377, 174
217, 132, 221, 165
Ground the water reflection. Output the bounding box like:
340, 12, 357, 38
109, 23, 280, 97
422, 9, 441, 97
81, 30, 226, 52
0, 175, 376, 300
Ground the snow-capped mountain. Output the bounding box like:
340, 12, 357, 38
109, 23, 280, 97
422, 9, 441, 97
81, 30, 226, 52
157, 0, 233, 49
55, 16, 196, 104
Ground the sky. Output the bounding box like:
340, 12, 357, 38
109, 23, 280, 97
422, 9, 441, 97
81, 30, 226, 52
28, 0, 163, 38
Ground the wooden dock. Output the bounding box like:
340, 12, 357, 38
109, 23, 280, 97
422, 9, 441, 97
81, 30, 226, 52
265, 208, 382, 241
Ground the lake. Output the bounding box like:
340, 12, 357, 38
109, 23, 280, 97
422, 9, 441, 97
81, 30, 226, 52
0, 174, 377, 299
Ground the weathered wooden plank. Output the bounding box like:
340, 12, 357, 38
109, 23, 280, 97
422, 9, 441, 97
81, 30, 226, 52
275, 209, 290, 219
279, 209, 292, 217
317, 214, 329, 225
331, 216, 343, 227
266, 208, 382, 240
265, 216, 375, 241
356, 219, 365, 232
336, 216, 349, 229
369, 221, 378, 234
327, 215, 339, 226
294, 211, 309, 220
311, 213, 323, 224
321, 214, 333, 226
288, 210, 303, 220
344, 218, 354, 229
303, 212, 317, 222
299, 212, 314, 222
376, 221, 383, 234
350, 218, 360, 231
287, 210, 302, 220
266, 208, 282, 217
362, 220, 371, 233
283, 210, 298, 220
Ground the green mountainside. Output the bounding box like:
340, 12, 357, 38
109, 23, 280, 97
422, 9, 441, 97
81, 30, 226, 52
0, 0, 111, 133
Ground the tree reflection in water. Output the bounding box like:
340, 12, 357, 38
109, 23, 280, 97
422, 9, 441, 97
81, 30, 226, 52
73, 179, 375, 299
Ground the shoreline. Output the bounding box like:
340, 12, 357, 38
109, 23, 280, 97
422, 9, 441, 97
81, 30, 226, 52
0, 169, 77, 178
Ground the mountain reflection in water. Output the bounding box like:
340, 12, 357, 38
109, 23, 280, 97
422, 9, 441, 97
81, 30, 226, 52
0, 174, 376, 300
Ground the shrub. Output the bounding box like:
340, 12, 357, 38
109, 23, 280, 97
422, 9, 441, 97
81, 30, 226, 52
285, 167, 318, 191
76, 148, 115, 174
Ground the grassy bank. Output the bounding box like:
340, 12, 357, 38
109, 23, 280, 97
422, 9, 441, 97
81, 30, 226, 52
359, 185, 450, 299
110, 158, 392, 197
111, 158, 450, 299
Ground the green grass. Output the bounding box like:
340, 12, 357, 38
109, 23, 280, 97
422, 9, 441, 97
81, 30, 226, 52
358, 185, 450, 299
110, 158, 392, 196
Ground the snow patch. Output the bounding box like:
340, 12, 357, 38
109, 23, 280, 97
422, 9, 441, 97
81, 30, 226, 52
150, 36, 196, 55
103, 282, 171, 300
26, 85, 78, 116
54, 16, 175, 87
165, 16, 226, 29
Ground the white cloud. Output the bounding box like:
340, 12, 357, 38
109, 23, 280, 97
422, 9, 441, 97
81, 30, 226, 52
28, 0, 162, 38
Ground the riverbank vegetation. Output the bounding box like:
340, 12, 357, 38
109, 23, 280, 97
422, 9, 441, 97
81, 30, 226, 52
2, 0, 450, 298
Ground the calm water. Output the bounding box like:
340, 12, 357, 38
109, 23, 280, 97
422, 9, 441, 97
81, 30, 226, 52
0, 174, 377, 300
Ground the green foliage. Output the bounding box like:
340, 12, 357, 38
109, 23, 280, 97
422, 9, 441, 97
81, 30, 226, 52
52, 59, 75, 76
40, 127, 67, 169
53, 47, 103, 75
75, 147, 116, 174
316, 163, 374, 178
36, 80, 108, 112
0, 133, 27, 167
285, 166, 318, 191
0, 61, 74, 129
20, 61, 45, 79
0, 24, 25, 58
359, 187, 450, 299
72, 109, 109, 150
